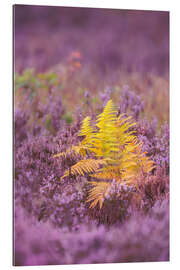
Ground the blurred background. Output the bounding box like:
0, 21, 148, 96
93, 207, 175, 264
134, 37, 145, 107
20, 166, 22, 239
14, 5, 169, 76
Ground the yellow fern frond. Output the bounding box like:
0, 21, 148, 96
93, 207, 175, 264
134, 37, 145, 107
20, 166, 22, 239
96, 99, 117, 130
86, 181, 110, 209
60, 159, 107, 180
78, 116, 94, 137
90, 171, 118, 181
92, 100, 120, 158
53, 144, 88, 159
55, 99, 155, 209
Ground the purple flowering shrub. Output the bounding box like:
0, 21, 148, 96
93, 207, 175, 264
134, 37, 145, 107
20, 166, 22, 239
86, 182, 135, 225
137, 119, 169, 172
14, 198, 169, 266
118, 85, 145, 119
14, 132, 92, 229
14, 70, 66, 146
14, 79, 169, 264
14, 108, 29, 148
14, 77, 169, 264
86, 166, 169, 225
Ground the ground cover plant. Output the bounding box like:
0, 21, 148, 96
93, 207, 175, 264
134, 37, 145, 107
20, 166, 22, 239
14, 5, 169, 266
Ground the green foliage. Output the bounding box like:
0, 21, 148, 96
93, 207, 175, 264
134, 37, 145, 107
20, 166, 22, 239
15, 68, 61, 94
54, 100, 155, 209
62, 113, 73, 124
15, 69, 37, 90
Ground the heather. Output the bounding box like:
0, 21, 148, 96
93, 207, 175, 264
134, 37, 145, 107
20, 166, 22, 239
15, 199, 169, 266
14, 5, 169, 266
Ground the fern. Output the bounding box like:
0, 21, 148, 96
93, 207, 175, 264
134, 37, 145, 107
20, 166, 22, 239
60, 159, 106, 180
54, 100, 155, 209
53, 144, 87, 159
87, 182, 110, 209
